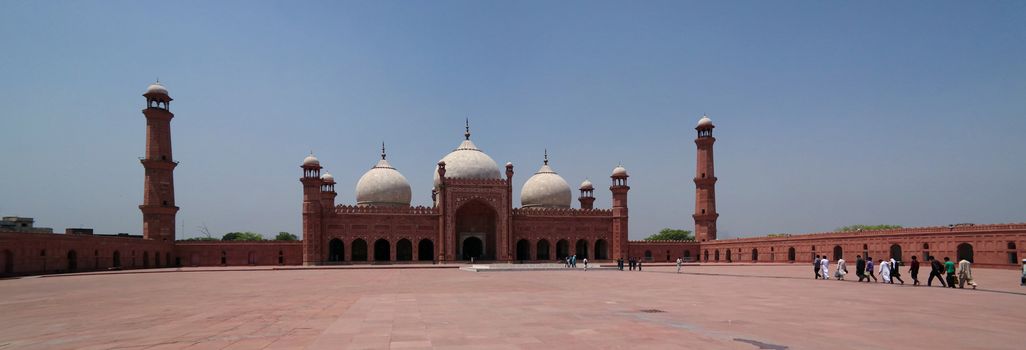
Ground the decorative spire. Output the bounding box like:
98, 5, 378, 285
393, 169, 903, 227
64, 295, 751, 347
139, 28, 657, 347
544, 149, 549, 165
464, 118, 471, 140
381, 142, 386, 160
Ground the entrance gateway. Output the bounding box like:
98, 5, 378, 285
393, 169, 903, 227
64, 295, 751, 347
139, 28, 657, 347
458, 233, 487, 261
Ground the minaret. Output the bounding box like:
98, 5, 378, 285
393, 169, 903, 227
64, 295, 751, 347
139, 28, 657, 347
139, 82, 179, 242
693, 115, 719, 242
578, 179, 595, 209
301, 153, 323, 265
610, 165, 630, 260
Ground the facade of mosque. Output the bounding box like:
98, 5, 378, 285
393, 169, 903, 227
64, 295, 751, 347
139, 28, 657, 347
1, 83, 1024, 277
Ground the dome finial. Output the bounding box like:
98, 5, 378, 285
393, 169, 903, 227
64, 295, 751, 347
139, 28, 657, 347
464, 118, 471, 140
544, 149, 549, 165
381, 142, 387, 160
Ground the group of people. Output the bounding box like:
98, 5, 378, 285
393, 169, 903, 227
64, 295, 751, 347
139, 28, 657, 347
563, 255, 588, 270
814, 254, 977, 289
616, 257, 644, 271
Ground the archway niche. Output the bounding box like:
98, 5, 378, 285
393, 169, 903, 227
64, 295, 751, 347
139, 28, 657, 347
67, 250, 78, 271
536, 239, 550, 260
418, 239, 434, 261
516, 239, 530, 261
455, 200, 497, 261
787, 247, 796, 261
833, 246, 843, 261
396, 239, 413, 261
752, 248, 759, 262
556, 239, 570, 260
595, 239, 609, 260
374, 239, 390, 261
328, 238, 344, 262
889, 244, 902, 262
957, 243, 974, 263
575, 239, 589, 259
351, 239, 368, 261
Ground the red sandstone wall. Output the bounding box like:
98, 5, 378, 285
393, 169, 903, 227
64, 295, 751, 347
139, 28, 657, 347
321, 211, 439, 262
174, 241, 303, 266
699, 224, 1026, 268
511, 215, 614, 261
627, 241, 701, 262
0, 231, 173, 276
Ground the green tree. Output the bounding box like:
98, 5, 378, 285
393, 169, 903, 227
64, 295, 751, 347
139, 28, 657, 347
274, 232, 298, 241
644, 228, 694, 241
221, 231, 265, 241
836, 224, 903, 232
181, 237, 219, 241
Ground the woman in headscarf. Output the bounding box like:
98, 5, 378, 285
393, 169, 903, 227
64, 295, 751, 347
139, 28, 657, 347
835, 258, 847, 280
957, 259, 977, 289
879, 259, 891, 284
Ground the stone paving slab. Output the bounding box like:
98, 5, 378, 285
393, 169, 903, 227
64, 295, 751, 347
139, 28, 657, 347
1, 265, 1023, 349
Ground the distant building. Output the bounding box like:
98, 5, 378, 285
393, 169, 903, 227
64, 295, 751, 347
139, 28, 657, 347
0, 217, 53, 233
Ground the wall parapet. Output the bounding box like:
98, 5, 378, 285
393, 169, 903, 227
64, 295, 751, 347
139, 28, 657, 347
333, 205, 439, 215
708, 223, 1026, 244
513, 207, 613, 217
443, 177, 509, 187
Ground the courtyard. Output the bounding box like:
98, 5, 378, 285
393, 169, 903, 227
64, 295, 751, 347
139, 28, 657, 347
1, 264, 1024, 349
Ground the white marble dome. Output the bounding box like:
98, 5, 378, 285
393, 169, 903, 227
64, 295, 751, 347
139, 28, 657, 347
611, 165, 628, 177
433, 139, 502, 188
356, 158, 412, 207
697, 115, 713, 128
302, 154, 320, 167
320, 173, 334, 183
146, 82, 168, 95
521, 162, 572, 209
579, 179, 593, 190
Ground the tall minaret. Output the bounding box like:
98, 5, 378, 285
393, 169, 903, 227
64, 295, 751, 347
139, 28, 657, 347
139, 82, 179, 242
693, 115, 719, 242
610, 165, 630, 260
301, 153, 323, 265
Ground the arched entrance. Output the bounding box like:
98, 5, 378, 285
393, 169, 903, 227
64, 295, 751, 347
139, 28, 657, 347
751, 249, 759, 262
787, 247, 796, 261
594, 239, 608, 260
2, 250, 13, 274
351, 239, 368, 261
683, 250, 691, 260
726, 250, 732, 262
644, 250, 653, 261
833, 246, 843, 261
374, 239, 390, 261
112, 251, 121, 268
889, 244, 902, 261
516, 239, 530, 261
704, 249, 709, 262
575, 239, 589, 259
328, 238, 344, 262
957, 243, 974, 263
67, 250, 78, 271
536, 240, 550, 260
143, 251, 150, 268
455, 200, 497, 261
396, 239, 413, 261
556, 239, 570, 259
462, 237, 483, 260
714, 250, 720, 261
418, 239, 434, 261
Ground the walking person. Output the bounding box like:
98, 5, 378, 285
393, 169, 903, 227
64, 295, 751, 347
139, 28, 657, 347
637, 259, 643, 271
856, 255, 867, 282
618, 257, 624, 271
957, 258, 977, 289
583, 258, 589, 271
866, 257, 878, 282
676, 257, 683, 274
879, 259, 892, 284
889, 257, 904, 285
944, 257, 956, 288
927, 256, 946, 287
836, 258, 847, 280
629, 257, 635, 271
814, 255, 822, 279
820, 257, 830, 280
571, 255, 577, 268
909, 256, 921, 286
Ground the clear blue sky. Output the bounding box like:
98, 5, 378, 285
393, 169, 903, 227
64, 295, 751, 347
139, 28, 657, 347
1, 1, 1024, 240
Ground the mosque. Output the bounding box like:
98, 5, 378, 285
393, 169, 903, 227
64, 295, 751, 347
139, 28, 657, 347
0, 82, 1023, 276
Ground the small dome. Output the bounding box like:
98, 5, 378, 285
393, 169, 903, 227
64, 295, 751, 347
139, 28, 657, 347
356, 159, 412, 207
697, 115, 713, 128
433, 139, 502, 188
303, 154, 320, 167
611, 165, 628, 177
146, 82, 168, 95
320, 173, 334, 183
579, 179, 593, 190
521, 163, 572, 208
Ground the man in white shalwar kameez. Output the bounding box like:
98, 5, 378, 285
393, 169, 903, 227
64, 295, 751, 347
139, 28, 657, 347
836, 258, 847, 280
879, 260, 891, 284
957, 259, 977, 289
820, 257, 830, 280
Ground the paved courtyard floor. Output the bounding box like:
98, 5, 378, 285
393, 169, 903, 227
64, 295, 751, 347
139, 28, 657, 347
1, 264, 1024, 349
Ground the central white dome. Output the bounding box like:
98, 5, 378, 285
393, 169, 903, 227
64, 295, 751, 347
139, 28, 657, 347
433, 139, 502, 188
520, 160, 571, 209
356, 158, 412, 207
